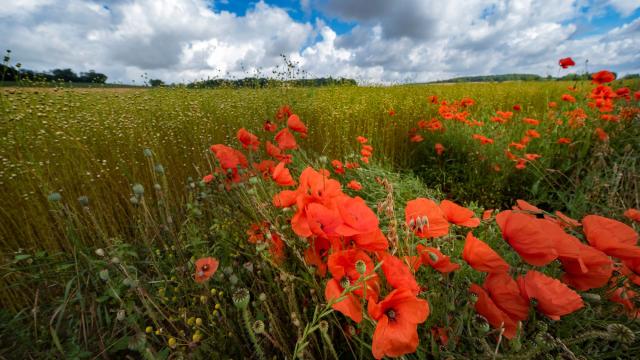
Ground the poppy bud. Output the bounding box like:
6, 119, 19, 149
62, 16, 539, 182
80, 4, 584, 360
48, 192, 62, 202
154, 183, 162, 191
116, 309, 125, 321
607, 324, 635, 344
355, 260, 367, 275
77, 195, 89, 207
318, 156, 327, 164
233, 288, 250, 309
143, 148, 153, 157
249, 176, 259, 184
130, 196, 139, 205
99, 269, 109, 281
510, 337, 522, 351
473, 315, 490, 334
95, 248, 105, 257
145, 326, 153, 334
154, 164, 164, 174
428, 251, 439, 263
319, 320, 329, 333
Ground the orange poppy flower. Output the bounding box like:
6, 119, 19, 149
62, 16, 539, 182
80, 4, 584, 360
351, 227, 389, 253
582, 215, 640, 261
287, 114, 307, 137
557, 137, 572, 144
513, 199, 543, 214
325, 279, 363, 323
381, 253, 420, 295
347, 180, 362, 191
517, 270, 584, 320
592, 70, 615, 84
548, 101, 557, 108
271, 161, 296, 186
523, 118, 540, 126
561, 94, 576, 103
405, 198, 450, 238
439, 200, 480, 227
274, 128, 298, 150
417, 245, 460, 273
462, 232, 509, 273
336, 196, 380, 237
357, 136, 368, 144
237, 128, 260, 150
496, 210, 558, 266
525, 129, 540, 138
195, 257, 219, 283
469, 284, 519, 339
368, 288, 429, 359
484, 272, 530, 321
624, 208, 640, 223
435, 143, 445, 155
524, 153, 541, 161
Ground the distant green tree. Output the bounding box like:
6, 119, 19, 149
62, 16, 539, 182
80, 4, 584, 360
149, 79, 165, 87
79, 70, 107, 84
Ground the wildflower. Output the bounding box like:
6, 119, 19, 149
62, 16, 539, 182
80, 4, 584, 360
405, 198, 449, 238
271, 161, 296, 186
195, 257, 219, 283
410, 134, 424, 143
482, 209, 494, 220
496, 210, 558, 266
276, 105, 293, 120
287, 114, 308, 138
524, 153, 541, 161
522, 118, 539, 126
517, 270, 584, 320
560, 243, 613, 291
558, 57, 575, 69
525, 129, 540, 138
210, 144, 248, 170
417, 245, 460, 273
237, 128, 260, 150
561, 94, 576, 103
202, 174, 214, 183
357, 136, 368, 144
592, 70, 615, 84
513, 104, 521, 111
381, 253, 420, 295
624, 208, 640, 223
434, 143, 445, 155
582, 215, 640, 261
484, 272, 530, 322
463, 232, 509, 273
368, 288, 429, 359
331, 159, 345, 174
557, 137, 572, 144
548, 101, 557, 108
595, 127, 608, 142
347, 180, 362, 191
439, 200, 480, 227
274, 128, 297, 150
263, 120, 277, 132
388, 109, 396, 116
469, 284, 519, 339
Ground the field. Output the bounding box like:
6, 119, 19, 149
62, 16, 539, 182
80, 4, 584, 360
1, 78, 640, 359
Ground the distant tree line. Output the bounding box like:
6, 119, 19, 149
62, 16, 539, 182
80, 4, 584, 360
1, 64, 108, 84
429, 72, 638, 84
186, 77, 357, 89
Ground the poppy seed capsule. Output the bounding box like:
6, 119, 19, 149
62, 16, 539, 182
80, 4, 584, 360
607, 324, 635, 344
47, 192, 62, 202
319, 320, 329, 333
232, 288, 250, 309
132, 183, 144, 196
252, 320, 265, 334
355, 260, 367, 274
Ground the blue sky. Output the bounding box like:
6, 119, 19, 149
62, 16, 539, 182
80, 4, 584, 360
0, 0, 638, 83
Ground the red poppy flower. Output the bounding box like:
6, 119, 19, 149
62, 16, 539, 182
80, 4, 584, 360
335, 196, 379, 237
523, 118, 540, 126
210, 144, 248, 170
517, 270, 584, 320
202, 174, 214, 183
388, 109, 396, 116
546, 211, 581, 228
624, 208, 640, 223
274, 128, 298, 150
271, 161, 296, 186
405, 198, 450, 238
357, 136, 368, 144
247, 223, 286, 263
560, 243, 612, 291
347, 180, 362, 191
328, 160, 343, 175
524, 153, 541, 161
237, 128, 260, 150
325, 279, 363, 323
484, 272, 530, 321
304, 237, 331, 276
276, 105, 293, 120
525, 129, 540, 138
558, 57, 575, 69
594, 127, 608, 141
195, 257, 219, 283
417, 245, 460, 273
557, 137, 572, 144
263, 120, 277, 132
287, 114, 308, 138
582, 215, 640, 261
430, 326, 449, 346
253, 159, 275, 179
496, 210, 558, 266
469, 284, 519, 339
463, 232, 509, 273
368, 288, 429, 359
410, 134, 424, 143
609, 287, 639, 316
513, 199, 543, 214
562, 94, 576, 103
435, 143, 445, 155
429, 95, 439, 104
381, 253, 420, 295
548, 101, 557, 108
351, 227, 389, 252
482, 209, 494, 220
512, 104, 521, 111
440, 200, 480, 227
592, 70, 615, 84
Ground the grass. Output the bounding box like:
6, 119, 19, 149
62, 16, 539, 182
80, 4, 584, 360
0, 80, 639, 358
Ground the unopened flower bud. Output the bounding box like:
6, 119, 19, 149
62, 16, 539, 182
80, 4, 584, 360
355, 260, 366, 274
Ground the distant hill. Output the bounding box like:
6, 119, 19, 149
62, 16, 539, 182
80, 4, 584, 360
429, 73, 543, 83
187, 77, 357, 88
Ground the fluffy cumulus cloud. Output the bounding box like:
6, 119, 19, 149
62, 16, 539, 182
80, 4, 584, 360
0, 0, 638, 84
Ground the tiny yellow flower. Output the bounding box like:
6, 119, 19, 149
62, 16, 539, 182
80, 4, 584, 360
195, 318, 203, 326
168, 337, 177, 348
145, 326, 153, 334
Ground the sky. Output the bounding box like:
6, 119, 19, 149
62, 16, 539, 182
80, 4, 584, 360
1, 0, 639, 84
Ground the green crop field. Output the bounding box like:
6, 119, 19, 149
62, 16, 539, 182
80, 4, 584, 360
1, 79, 639, 359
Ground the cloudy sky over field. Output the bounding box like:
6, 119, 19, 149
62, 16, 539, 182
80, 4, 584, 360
1, 0, 639, 84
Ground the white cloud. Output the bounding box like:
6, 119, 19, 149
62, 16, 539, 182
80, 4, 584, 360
0, 0, 637, 84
